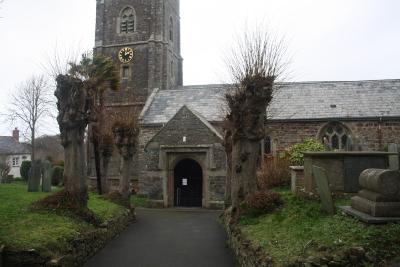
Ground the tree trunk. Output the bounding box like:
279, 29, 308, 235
120, 156, 132, 199
225, 156, 232, 208
63, 127, 88, 206
92, 95, 106, 195
101, 155, 111, 194
223, 130, 233, 208
92, 134, 103, 195
227, 79, 274, 213
31, 130, 35, 162
231, 139, 260, 209
113, 126, 138, 201
55, 74, 89, 207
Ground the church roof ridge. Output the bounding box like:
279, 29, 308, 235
168, 79, 400, 91
277, 78, 400, 86
142, 78, 400, 125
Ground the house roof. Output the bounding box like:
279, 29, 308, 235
140, 79, 400, 125
0, 137, 31, 155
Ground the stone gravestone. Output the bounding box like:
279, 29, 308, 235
352, 169, 400, 217
312, 165, 335, 215
28, 160, 42, 192
341, 169, 400, 223
41, 160, 52, 192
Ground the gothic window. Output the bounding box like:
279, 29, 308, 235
169, 17, 174, 41
320, 122, 352, 150
120, 7, 135, 34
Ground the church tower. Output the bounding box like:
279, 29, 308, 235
95, 0, 183, 105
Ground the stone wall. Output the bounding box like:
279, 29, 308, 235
222, 215, 273, 267
266, 120, 400, 153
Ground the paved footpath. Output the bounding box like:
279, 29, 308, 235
85, 208, 236, 267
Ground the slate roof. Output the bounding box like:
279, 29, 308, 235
186, 106, 224, 140
0, 137, 31, 155
141, 84, 229, 125
140, 79, 400, 125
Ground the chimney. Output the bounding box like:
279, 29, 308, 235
12, 127, 19, 143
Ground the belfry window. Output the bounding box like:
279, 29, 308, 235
120, 7, 135, 34
320, 122, 352, 150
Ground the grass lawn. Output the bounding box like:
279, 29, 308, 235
0, 183, 127, 258
240, 188, 400, 266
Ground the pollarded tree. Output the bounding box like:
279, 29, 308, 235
55, 74, 89, 207
69, 53, 120, 195
100, 129, 114, 194
224, 26, 289, 216
31, 54, 119, 224
31, 73, 97, 224
111, 110, 139, 207
222, 127, 233, 208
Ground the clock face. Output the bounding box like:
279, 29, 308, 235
118, 47, 134, 63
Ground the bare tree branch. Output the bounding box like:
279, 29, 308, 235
223, 24, 291, 217
225, 24, 291, 86
6, 75, 53, 161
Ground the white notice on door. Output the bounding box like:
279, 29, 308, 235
182, 178, 188, 186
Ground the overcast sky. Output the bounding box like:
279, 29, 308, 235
0, 0, 399, 137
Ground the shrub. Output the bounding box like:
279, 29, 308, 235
20, 161, 31, 182
257, 156, 290, 190
287, 138, 325, 166
51, 166, 64, 186
241, 190, 283, 217
2, 175, 14, 184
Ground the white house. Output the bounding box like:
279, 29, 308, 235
0, 128, 31, 178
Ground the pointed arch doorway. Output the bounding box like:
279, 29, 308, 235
174, 159, 203, 207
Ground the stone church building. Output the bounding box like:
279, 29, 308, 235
93, 0, 400, 208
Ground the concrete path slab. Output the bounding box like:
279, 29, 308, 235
85, 208, 236, 267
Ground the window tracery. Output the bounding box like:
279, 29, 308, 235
320, 122, 352, 150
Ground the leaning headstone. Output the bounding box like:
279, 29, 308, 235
27, 160, 42, 192
41, 160, 52, 192
388, 143, 399, 170
313, 165, 335, 215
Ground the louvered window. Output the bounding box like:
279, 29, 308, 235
120, 7, 135, 34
